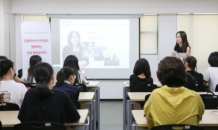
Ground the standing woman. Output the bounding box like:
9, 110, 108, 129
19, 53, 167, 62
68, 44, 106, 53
173, 31, 191, 53
21, 55, 42, 84
18, 62, 80, 123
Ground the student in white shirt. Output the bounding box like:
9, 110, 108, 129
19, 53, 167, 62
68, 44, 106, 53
63, 55, 87, 84
204, 52, 218, 92
0, 59, 27, 108
21, 55, 42, 84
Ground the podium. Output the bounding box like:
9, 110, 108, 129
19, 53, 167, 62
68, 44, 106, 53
172, 53, 191, 60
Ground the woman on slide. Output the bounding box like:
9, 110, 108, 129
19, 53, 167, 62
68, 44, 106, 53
130, 58, 153, 86
21, 55, 42, 85
53, 67, 80, 100
184, 56, 203, 85
62, 31, 89, 68
18, 62, 80, 123
173, 31, 191, 53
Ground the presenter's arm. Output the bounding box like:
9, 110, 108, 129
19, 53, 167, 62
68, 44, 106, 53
186, 47, 190, 53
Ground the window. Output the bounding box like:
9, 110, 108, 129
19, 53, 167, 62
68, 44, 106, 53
140, 15, 158, 54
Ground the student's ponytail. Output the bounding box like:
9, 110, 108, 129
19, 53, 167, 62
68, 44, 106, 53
185, 56, 197, 72
56, 70, 66, 86
33, 62, 54, 101
56, 67, 75, 86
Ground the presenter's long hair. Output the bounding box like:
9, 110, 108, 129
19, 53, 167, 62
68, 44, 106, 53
28, 55, 42, 83
33, 62, 54, 101
175, 31, 191, 52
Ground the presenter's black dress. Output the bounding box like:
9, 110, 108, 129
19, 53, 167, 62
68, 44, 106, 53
174, 43, 183, 53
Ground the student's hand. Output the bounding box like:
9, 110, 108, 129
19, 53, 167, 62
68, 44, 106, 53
173, 51, 177, 53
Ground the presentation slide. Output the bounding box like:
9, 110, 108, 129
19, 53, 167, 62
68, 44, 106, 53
60, 19, 129, 69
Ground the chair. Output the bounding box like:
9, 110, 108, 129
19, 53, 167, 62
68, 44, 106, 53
184, 83, 205, 92
151, 124, 204, 130
200, 92, 218, 109
0, 120, 2, 130
72, 100, 81, 109
18, 69, 23, 78
215, 84, 218, 92
130, 83, 157, 92
144, 94, 151, 103
0, 102, 19, 111
24, 83, 36, 88
75, 83, 87, 92
14, 122, 66, 130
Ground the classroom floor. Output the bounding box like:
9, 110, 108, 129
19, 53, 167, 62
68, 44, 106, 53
100, 101, 123, 130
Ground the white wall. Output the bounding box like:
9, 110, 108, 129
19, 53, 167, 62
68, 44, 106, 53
0, 0, 4, 55
11, 0, 218, 14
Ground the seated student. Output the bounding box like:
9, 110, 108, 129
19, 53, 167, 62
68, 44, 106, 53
53, 67, 80, 100
18, 62, 80, 123
0, 59, 27, 107
144, 57, 204, 129
204, 51, 218, 92
184, 56, 203, 84
130, 58, 153, 86
63, 55, 87, 85
0, 56, 21, 83
21, 55, 42, 85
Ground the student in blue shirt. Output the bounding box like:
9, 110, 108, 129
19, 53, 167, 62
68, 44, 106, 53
53, 67, 80, 100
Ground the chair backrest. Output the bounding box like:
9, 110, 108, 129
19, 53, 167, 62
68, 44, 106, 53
71, 100, 81, 109
215, 84, 218, 92
200, 92, 218, 109
144, 94, 151, 103
184, 83, 205, 92
151, 124, 204, 130
18, 69, 23, 78
24, 83, 36, 88
14, 122, 66, 130
0, 120, 2, 130
0, 102, 19, 111
75, 83, 87, 92
130, 83, 157, 92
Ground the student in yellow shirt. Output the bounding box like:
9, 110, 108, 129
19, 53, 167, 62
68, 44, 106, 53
144, 57, 205, 129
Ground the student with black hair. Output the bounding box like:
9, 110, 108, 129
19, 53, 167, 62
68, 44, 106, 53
53, 67, 80, 100
184, 56, 203, 84
0, 59, 27, 107
18, 62, 80, 123
21, 55, 42, 84
144, 57, 204, 129
130, 58, 153, 86
63, 55, 86, 84
173, 31, 191, 53
0, 55, 21, 83
204, 51, 218, 92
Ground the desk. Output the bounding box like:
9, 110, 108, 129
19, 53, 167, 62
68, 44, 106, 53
79, 92, 95, 130
123, 81, 161, 130
86, 81, 100, 130
126, 92, 218, 130
123, 81, 162, 88
0, 110, 89, 130
131, 110, 218, 129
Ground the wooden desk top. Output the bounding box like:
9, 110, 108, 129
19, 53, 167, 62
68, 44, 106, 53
78, 92, 95, 101
128, 92, 218, 102
123, 81, 162, 88
132, 110, 218, 127
86, 81, 99, 87
0, 110, 88, 127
